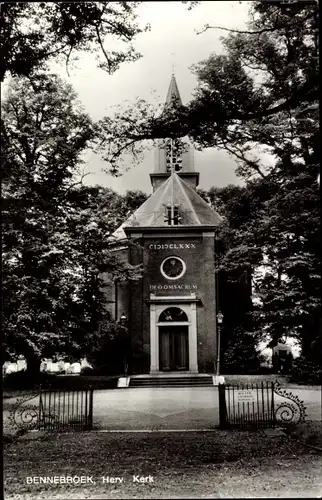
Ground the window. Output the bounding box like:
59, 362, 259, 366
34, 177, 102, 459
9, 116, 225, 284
166, 156, 183, 173
159, 307, 188, 322
165, 140, 183, 172
164, 204, 182, 225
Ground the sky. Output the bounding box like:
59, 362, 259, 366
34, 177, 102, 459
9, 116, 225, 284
50, 1, 251, 195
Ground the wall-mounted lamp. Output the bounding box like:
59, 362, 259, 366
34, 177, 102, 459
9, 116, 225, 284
217, 312, 224, 324
119, 313, 127, 326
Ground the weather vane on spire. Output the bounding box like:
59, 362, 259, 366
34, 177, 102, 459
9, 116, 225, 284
171, 52, 176, 75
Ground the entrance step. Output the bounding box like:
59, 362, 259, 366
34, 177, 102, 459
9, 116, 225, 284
129, 375, 214, 388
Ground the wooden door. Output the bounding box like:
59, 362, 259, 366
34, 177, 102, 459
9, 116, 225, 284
159, 326, 189, 371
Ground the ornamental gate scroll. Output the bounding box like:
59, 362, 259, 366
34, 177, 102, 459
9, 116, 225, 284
8, 390, 42, 433
8, 387, 93, 434
273, 381, 307, 426
219, 382, 307, 429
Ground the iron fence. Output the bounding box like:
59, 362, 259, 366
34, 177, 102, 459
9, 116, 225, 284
219, 381, 307, 429
38, 387, 93, 431
219, 382, 275, 429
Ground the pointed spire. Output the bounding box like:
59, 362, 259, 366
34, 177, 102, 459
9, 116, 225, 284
165, 74, 182, 106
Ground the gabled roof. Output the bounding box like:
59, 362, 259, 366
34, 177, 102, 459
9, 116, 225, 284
165, 74, 182, 106
112, 173, 222, 240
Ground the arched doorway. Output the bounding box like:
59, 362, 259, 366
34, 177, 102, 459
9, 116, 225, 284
158, 307, 189, 371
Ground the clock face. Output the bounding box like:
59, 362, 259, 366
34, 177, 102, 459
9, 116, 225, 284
161, 256, 186, 280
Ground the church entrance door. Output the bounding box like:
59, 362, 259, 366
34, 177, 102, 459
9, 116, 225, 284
159, 326, 189, 371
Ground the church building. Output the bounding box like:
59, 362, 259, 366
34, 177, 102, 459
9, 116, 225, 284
106, 75, 223, 375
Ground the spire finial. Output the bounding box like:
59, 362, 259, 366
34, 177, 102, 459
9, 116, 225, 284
171, 52, 176, 75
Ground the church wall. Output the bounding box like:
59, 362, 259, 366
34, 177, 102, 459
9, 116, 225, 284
182, 148, 194, 172
128, 239, 149, 373
116, 282, 129, 322
196, 234, 217, 372
136, 234, 217, 373
151, 173, 198, 192
102, 280, 115, 319
101, 247, 129, 320
179, 175, 197, 190
153, 147, 166, 174
146, 236, 202, 296
151, 176, 168, 192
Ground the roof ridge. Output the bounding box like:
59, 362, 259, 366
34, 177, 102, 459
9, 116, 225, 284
174, 173, 201, 224
112, 171, 222, 239
145, 175, 173, 225
178, 174, 222, 215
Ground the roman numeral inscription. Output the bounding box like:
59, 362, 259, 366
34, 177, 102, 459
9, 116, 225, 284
149, 243, 196, 250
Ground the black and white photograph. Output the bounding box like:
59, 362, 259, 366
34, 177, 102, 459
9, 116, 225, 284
2, 0, 321, 498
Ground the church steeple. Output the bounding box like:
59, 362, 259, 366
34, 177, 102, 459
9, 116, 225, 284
150, 75, 199, 192
165, 74, 183, 106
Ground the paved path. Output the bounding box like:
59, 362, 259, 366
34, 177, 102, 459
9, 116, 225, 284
3, 386, 320, 433
93, 387, 220, 430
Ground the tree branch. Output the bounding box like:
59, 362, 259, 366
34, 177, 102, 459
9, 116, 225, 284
222, 142, 268, 180
95, 24, 112, 73
65, 46, 73, 77
105, 138, 141, 164
196, 24, 283, 36
196, 12, 315, 36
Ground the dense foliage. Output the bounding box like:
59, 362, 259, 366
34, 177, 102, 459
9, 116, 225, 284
0, 1, 198, 82
2, 73, 146, 373
220, 327, 264, 375
0, 2, 149, 82
289, 355, 322, 385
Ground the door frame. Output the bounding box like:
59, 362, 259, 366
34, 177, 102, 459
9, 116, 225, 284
149, 294, 198, 374
159, 325, 189, 371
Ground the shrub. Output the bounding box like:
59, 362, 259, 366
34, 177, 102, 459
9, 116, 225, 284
258, 365, 275, 375
80, 366, 114, 376
3, 371, 119, 391
3, 370, 58, 390
288, 356, 322, 385
221, 328, 264, 375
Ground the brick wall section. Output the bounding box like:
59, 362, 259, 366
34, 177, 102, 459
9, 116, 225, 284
197, 233, 217, 372
146, 236, 202, 296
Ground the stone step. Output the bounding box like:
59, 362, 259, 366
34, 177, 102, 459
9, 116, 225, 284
129, 376, 214, 388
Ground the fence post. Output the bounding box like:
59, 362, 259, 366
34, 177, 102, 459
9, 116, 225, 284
218, 384, 227, 428
88, 388, 93, 431
38, 385, 43, 431
271, 381, 275, 425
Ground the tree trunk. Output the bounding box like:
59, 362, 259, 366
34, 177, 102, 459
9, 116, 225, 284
25, 354, 41, 377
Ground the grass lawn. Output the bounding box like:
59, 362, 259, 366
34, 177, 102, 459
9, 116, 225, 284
285, 420, 322, 448
3, 430, 322, 499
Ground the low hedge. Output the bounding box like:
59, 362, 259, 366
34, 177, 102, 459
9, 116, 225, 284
3, 370, 120, 391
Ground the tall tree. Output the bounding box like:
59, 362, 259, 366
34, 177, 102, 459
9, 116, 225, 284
0, 1, 199, 82
2, 72, 94, 372
2, 73, 143, 373
0, 2, 149, 82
